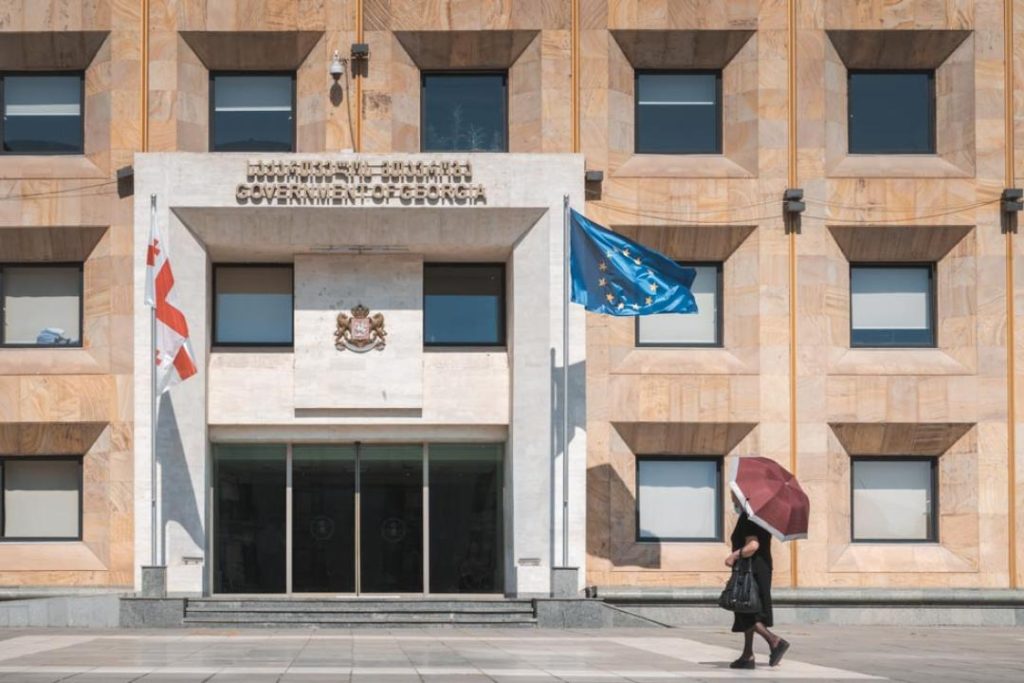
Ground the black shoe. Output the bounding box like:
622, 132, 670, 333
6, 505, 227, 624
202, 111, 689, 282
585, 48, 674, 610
729, 657, 755, 669
769, 639, 790, 667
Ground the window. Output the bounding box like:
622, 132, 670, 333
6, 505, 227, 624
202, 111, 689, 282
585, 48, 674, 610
0, 457, 82, 540
421, 72, 508, 152
635, 71, 721, 154
636, 263, 721, 347
424, 264, 505, 346
852, 458, 937, 542
850, 264, 935, 347
848, 70, 935, 154
213, 265, 293, 346
211, 73, 295, 152
0, 264, 82, 347
636, 457, 722, 542
1, 73, 84, 154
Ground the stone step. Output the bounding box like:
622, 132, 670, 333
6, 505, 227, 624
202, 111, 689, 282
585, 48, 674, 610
181, 618, 537, 629
185, 609, 533, 622
187, 600, 534, 613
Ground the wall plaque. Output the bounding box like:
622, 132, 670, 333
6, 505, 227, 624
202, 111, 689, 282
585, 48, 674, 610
335, 304, 387, 353
236, 159, 486, 205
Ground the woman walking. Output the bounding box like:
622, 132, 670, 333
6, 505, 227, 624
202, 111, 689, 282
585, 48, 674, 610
726, 501, 790, 669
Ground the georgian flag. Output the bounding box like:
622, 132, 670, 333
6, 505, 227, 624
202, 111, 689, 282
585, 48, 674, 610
145, 216, 197, 393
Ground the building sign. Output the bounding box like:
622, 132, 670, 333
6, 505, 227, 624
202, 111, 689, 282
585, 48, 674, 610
236, 159, 486, 205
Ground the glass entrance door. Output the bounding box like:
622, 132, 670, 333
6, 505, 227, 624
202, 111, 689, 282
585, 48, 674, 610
359, 445, 423, 593
292, 445, 356, 593
212, 442, 503, 595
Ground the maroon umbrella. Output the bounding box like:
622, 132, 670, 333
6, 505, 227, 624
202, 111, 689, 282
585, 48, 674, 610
729, 457, 809, 541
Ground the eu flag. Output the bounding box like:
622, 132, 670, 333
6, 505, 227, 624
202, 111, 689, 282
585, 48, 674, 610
569, 210, 697, 316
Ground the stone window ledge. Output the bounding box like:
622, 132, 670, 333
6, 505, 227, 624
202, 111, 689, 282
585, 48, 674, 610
612, 154, 754, 179
0, 543, 106, 571
829, 543, 977, 574
829, 348, 973, 376
0, 156, 107, 180
0, 349, 106, 376
828, 155, 972, 179
613, 348, 755, 376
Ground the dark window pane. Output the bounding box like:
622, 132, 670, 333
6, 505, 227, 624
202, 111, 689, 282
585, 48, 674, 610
424, 264, 505, 346
212, 74, 294, 152
849, 71, 934, 154
213, 445, 286, 593
422, 73, 507, 152
429, 444, 503, 593
3, 75, 83, 153
850, 265, 934, 347
292, 446, 356, 593
214, 266, 293, 345
635, 72, 720, 154
1, 265, 82, 346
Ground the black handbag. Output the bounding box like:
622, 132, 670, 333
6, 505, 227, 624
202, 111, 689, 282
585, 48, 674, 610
718, 557, 763, 614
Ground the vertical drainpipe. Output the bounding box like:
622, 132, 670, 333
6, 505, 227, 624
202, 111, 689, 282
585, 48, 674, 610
571, 0, 580, 154
355, 0, 363, 152
142, 0, 149, 152
1004, 0, 1018, 590
787, 0, 799, 589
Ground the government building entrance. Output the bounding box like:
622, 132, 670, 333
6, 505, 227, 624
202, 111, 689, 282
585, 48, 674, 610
213, 442, 503, 595
133, 152, 585, 598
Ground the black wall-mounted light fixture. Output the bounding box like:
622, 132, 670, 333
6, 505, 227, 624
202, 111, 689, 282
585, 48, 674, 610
351, 43, 370, 59
783, 188, 805, 215
584, 170, 604, 183
1001, 188, 1022, 213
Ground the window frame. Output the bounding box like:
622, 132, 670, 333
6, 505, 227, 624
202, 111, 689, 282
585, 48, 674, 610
849, 262, 937, 349
208, 71, 297, 153
423, 262, 507, 349
211, 263, 295, 348
847, 69, 937, 155
634, 69, 723, 156
0, 71, 86, 156
0, 262, 84, 348
850, 455, 939, 544
634, 456, 724, 543
419, 70, 510, 153
634, 261, 723, 348
0, 455, 84, 542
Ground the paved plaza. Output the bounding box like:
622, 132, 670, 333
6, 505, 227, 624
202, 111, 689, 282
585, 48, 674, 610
0, 625, 1018, 682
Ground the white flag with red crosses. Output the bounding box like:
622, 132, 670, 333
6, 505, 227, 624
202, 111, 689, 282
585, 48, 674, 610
145, 215, 197, 393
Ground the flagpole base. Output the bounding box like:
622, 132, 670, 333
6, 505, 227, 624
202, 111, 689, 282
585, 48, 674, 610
141, 565, 167, 598
551, 567, 579, 598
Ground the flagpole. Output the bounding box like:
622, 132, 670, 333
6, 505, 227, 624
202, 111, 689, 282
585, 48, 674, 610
561, 194, 570, 568
149, 194, 159, 568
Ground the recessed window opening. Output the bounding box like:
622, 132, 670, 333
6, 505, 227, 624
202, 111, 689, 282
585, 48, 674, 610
851, 457, 937, 543
421, 72, 508, 152
635, 71, 722, 154
212, 265, 294, 346
636, 262, 722, 347
850, 263, 935, 348
0, 264, 83, 347
0, 457, 83, 541
423, 263, 506, 347
848, 70, 935, 154
636, 457, 723, 542
1, 73, 84, 154
211, 73, 295, 152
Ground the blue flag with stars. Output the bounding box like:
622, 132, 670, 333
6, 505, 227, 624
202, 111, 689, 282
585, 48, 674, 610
569, 209, 698, 316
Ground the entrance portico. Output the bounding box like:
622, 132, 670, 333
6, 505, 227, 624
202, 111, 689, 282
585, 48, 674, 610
132, 153, 585, 597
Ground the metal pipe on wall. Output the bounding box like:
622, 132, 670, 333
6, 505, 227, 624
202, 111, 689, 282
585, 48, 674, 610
787, 0, 799, 589
1004, 0, 1018, 590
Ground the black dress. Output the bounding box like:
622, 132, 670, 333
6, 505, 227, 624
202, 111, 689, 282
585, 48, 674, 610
730, 512, 774, 632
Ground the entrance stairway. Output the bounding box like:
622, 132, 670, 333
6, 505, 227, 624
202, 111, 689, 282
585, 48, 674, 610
183, 598, 538, 628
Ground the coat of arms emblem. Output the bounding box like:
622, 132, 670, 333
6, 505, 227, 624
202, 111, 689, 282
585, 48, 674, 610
335, 304, 387, 352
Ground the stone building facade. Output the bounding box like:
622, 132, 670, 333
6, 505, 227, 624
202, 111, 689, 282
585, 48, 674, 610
0, 0, 1021, 597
